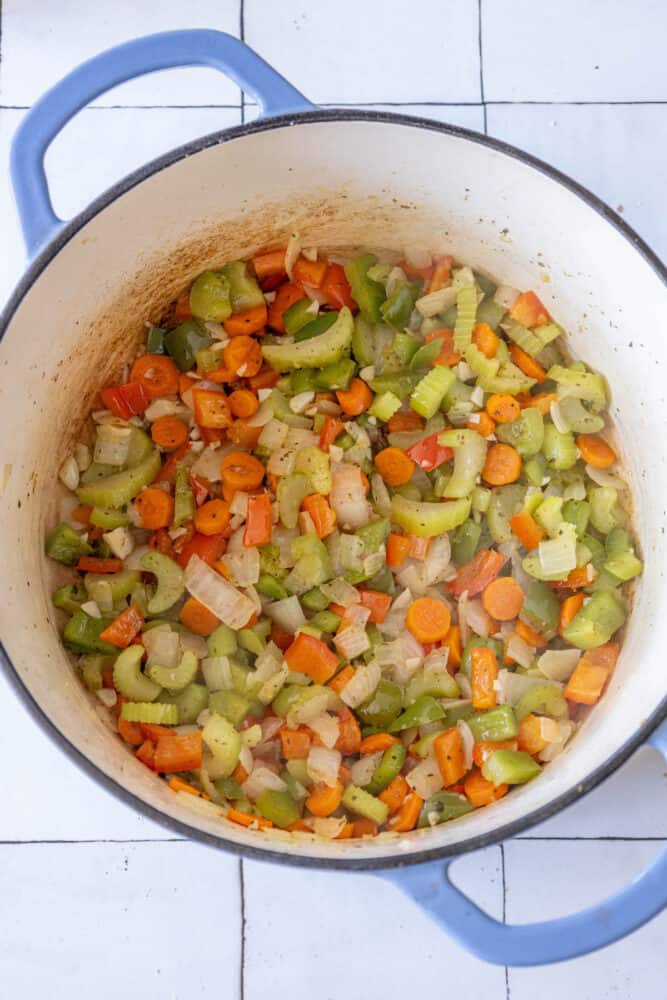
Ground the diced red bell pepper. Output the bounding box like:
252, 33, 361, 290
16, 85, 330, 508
321, 263, 358, 311
406, 432, 454, 471
243, 493, 272, 547
176, 531, 227, 569
319, 416, 343, 452
100, 381, 149, 420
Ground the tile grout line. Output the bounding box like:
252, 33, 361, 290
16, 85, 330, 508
239, 0, 246, 124
500, 843, 511, 1000
477, 0, 487, 133
239, 859, 246, 1000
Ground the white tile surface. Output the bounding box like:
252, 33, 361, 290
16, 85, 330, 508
0, 0, 243, 106
487, 103, 667, 259
483, 0, 667, 101
243, 848, 506, 999
0, 842, 242, 999
244, 0, 482, 104
505, 840, 667, 997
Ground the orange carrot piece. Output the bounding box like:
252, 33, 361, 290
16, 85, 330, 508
175, 531, 226, 570
509, 510, 544, 551
135, 739, 157, 769
517, 714, 548, 755
179, 596, 220, 636
228, 389, 259, 419
335, 706, 362, 755
424, 327, 461, 367
522, 391, 559, 416
483, 443, 522, 485
223, 304, 267, 337
279, 728, 311, 760
193, 499, 230, 537
472, 739, 518, 767
486, 393, 521, 424
135, 487, 174, 530
467, 411, 496, 438
153, 730, 203, 772
464, 769, 508, 806
244, 492, 272, 547
129, 354, 180, 399
358, 589, 392, 624
118, 715, 144, 746
227, 807, 273, 830
427, 255, 453, 293
318, 416, 344, 452
550, 565, 595, 590
71, 504, 93, 526
223, 335, 263, 378
378, 774, 410, 815
509, 290, 550, 328
192, 388, 233, 430
359, 733, 401, 755
576, 434, 617, 469
99, 604, 144, 649
321, 263, 357, 311
559, 593, 585, 636
406, 597, 452, 643
76, 556, 122, 574
471, 646, 499, 710
150, 415, 188, 452
327, 664, 355, 695
387, 791, 424, 832
482, 576, 525, 621
434, 728, 467, 787
446, 548, 505, 598
515, 619, 545, 648
302, 494, 337, 539
305, 780, 344, 817
284, 632, 339, 684
386, 532, 412, 568
248, 365, 281, 391
168, 776, 205, 798
564, 643, 619, 705
472, 322, 499, 358
442, 624, 462, 669
220, 451, 265, 492
351, 817, 379, 837
252, 249, 286, 282
374, 446, 416, 486
336, 378, 373, 416
267, 281, 306, 333
293, 256, 328, 288
509, 343, 547, 381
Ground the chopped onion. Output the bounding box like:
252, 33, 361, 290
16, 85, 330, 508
330, 462, 370, 530
378, 588, 412, 638
415, 285, 458, 318
406, 755, 444, 799
285, 427, 319, 451
253, 643, 284, 684
81, 600, 101, 619
260, 716, 284, 744
267, 446, 296, 476
306, 746, 342, 787
495, 668, 561, 705
505, 633, 536, 669
93, 424, 132, 466
143, 625, 181, 668
456, 672, 472, 699
258, 665, 288, 704
308, 712, 340, 749
424, 647, 450, 673
404, 246, 431, 270
288, 690, 333, 727
191, 444, 227, 482
58, 455, 80, 491
103, 526, 134, 560
144, 397, 190, 422
563, 479, 587, 502
96, 688, 117, 708
202, 655, 233, 692
549, 401, 570, 434
184, 554, 256, 629
258, 419, 289, 451
311, 816, 347, 839
238, 744, 254, 775
350, 752, 382, 786
370, 473, 392, 517
584, 463, 627, 490
245, 397, 275, 427
290, 391, 315, 414
345, 604, 372, 628
457, 719, 475, 771
320, 578, 361, 607
340, 661, 381, 709
223, 547, 260, 587
334, 623, 371, 660
74, 443, 91, 472
537, 648, 581, 682
243, 766, 287, 801
458, 590, 471, 645
285, 232, 301, 279
538, 721, 575, 762
273, 527, 299, 568
493, 284, 519, 310
265, 595, 306, 633
464, 598, 493, 638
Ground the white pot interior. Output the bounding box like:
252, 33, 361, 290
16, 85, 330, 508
1, 116, 665, 864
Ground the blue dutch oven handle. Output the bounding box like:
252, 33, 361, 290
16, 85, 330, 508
10, 29, 315, 257
379, 718, 667, 965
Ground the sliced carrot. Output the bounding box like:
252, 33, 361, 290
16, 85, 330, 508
509, 290, 550, 328
302, 494, 337, 539
220, 451, 265, 492
223, 304, 267, 337
425, 327, 461, 367
150, 415, 188, 452
193, 499, 230, 536
472, 322, 499, 358
387, 410, 424, 434
318, 416, 343, 452
327, 664, 355, 695
252, 248, 286, 282
378, 774, 410, 815
321, 263, 356, 311
374, 446, 415, 487
223, 335, 263, 378
228, 389, 259, 419
427, 255, 453, 293
471, 646, 499, 710
175, 531, 226, 569
135, 487, 174, 530
335, 706, 362, 755
358, 589, 392, 625
192, 388, 232, 430
359, 733, 401, 755
523, 391, 558, 416
483, 443, 522, 485
232, 761, 249, 785
153, 730, 203, 772
129, 354, 180, 399
336, 378, 373, 416
559, 593, 585, 636
118, 715, 144, 746
386, 532, 412, 568
228, 419, 263, 450
351, 817, 378, 837
406, 597, 451, 643
227, 807, 273, 830
515, 619, 545, 648
76, 556, 122, 574
509, 343, 547, 381
135, 739, 157, 770
564, 643, 619, 705
576, 434, 617, 469
335, 822, 355, 839
464, 769, 508, 807
442, 624, 462, 669
267, 281, 306, 333
446, 548, 505, 598
248, 365, 281, 391
305, 779, 344, 817
293, 256, 328, 288
482, 577, 525, 621
179, 596, 220, 636
434, 728, 467, 787
467, 411, 496, 437
279, 728, 311, 760
472, 739, 518, 767
387, 791, 423, 832
71, 504, 92, 526
284, 632, 339, 684
517, 714, 548, 755
486, 393, 521, 424
244, 492, 272, 547
174, 289, 192, 320
551, 565, 594, 590
99, 604, 144, 649
509, 510, 544, 551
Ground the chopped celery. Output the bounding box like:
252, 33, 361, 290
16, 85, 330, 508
558, 396, 605, 434
300, 587, 330, 612
141, 551, 185, 615
389, 695, 445, 733
351, 315, 377, 366
209, 689, 252, 727
514, 684, 568, 722
496, 407, 545, 458
221, 260, 265, 312
604, 527, 643, 581
256, 574, 289, 600
277, 474, 314, 531
357, 517, 391, 553
472, 486, 492, 514
482, 749, 541, 785
367, 743, 407, 795
453, 285, 477, 352
147, 650, 198, 692
486, 485, 525, 544
525, 523, 577, 580
113, 645, 161, 702
159, 683, 210, 724
419, 791, 473, 826
548, 365, 607, 411
310, 610, 342, 633
563, 499, 591, 538
189, 270, 232, 322
294, 447, 331, 494
370, 370, 420, 398
259, 543, 287, 580
357, 679, 403, 728
45, 523, 92, 566
452, 519, 482, 565
589, 486, 627, 535
238, 626, 266, 656
439, 428, 487, 498
440, 699, 475, 729
583, 533, 606, 571
256, 789, 300, 828
215, 777, 244, 801
120, 701, 178, 725
369, 391, 402, 422
207, 623, 238, 657
84, 569, 140, 606
63, 611, 116, 654
286, 535, 333, 595
466, 342, 499, 381
533, 496, 563, 538
562, 589, 626, 648
542, 424, 578, 470
316, 357, 357, 390
406, 665, 460, 702
173, 463, 195, 528
53, 582, 88, 614
476, 298, 506, 331
79, 654, 112, 691
202, 714, 242, 778
479, 360, 537, 396
391, 494, 471, 537
467, 705, 518, 742
502, 319, 545, 357
344, 255, 386, 323
342, 784, 389, 825
76, 448, 161, 508
521, 580, 560, 633
262, 308, 353, 372
411, 366, 457, 419
89, 506, 129, 530
523, 453, 548, 487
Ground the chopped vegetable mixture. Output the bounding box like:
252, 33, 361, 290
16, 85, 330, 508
46, 244, 642, 838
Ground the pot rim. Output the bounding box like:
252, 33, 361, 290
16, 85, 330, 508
1, 107, 666, 870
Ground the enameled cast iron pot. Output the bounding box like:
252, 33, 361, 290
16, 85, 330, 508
2, 30, 667, 966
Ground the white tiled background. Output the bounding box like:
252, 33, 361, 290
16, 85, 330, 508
1, 1, 666, 996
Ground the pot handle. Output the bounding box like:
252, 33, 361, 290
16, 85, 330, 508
378, 718, 667, 966
11, 29, 314, 257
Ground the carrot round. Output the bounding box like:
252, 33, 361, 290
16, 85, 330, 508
378, 774, 410, 815
135, 487, 174, 529
472, 322, 499, 358
464, 769, 508, 807
305, 780, 344, 817
387, 791, 423, 832
517, 714, 548, 755
576, 434, 616, 469
336, 378, 373, 416
223, 335, 263, 378
559, 592, 585, 636
467, 411, 496, 437
223, 304, 267, 337
522, 391, 558, 416
179, 596, 220, 636
406, 597, 452, 643
482, 576, 525, 621
509, 510, 544, 551
130, 354, 180, 399
220, 451, 265, 491
425, 328, 461, 366
374, 446, 415, 486
194, 499, 231, 536
228, 389, 259, 419
485, 393, 521, 424
151, 415, 189, 452
483, 443, 522, 485
509, 343, 547, 381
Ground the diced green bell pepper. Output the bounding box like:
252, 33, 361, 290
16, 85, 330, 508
467, 705, 518, 743
562, 588, 626, 648
294, 311, 339, 343
284, 297, 316, 336
316, 357, 357, 390
52, 582, 88, 614
521, 580, 560, 633
389, 695, 445, 733
344, 255, 386, 323
367, 743, 407, 795
514, 683, 568, 722
418, 791, 473, 827
381, 285, 416, 330
45, 523, 92, 566
357, 679, 403, 729
483, 749, 541, 785
146, 325, 166, 354
164, 318, 213, 372
256, 574, 289, 600
63, 610, 117, 654
221, 260, 265, 313
452, 519, 482, 565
